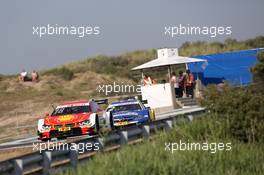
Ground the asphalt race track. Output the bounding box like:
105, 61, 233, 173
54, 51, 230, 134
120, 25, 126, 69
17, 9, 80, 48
0, 105, 205, 150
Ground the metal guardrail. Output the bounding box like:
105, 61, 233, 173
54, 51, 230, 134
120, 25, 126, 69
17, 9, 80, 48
0, 106, 206, 175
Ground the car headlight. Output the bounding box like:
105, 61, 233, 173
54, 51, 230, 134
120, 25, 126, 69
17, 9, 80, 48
79, 120, 91, 126
42, 124, 51, 130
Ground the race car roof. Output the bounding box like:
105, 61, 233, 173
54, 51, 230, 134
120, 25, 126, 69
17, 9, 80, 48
111, 100, 139, 106
57, 100, 90, 108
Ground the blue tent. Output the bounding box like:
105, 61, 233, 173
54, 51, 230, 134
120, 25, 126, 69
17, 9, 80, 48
187, 48, 264, 86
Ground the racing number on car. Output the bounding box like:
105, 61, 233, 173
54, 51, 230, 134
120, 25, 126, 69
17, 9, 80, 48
58, 127, 71, 132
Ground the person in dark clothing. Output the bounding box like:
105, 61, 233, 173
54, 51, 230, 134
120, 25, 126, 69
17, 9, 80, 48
178, 70, 185, 98
185, 69, 195, 98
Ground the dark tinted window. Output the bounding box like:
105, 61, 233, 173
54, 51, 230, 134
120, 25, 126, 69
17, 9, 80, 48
112, 104, 142, 112
51, 106, 91, 116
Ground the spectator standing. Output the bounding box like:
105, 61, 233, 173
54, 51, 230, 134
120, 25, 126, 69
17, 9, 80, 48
185, 69, 195, 98
178, 70, 185, 98
170, 72, 179, 98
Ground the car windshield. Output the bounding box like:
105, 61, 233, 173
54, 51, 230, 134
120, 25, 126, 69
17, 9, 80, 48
51, 105, 91, 116
110, 104, 142, 112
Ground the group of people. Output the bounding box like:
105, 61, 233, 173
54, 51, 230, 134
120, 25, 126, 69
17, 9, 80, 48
171, 69, 195, 98
142, 70, 195, 98
18, 69, 39, 82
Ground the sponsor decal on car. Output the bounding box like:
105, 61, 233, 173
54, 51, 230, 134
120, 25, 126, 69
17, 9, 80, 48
58, 115, 75, 122
113, 112, 138, 117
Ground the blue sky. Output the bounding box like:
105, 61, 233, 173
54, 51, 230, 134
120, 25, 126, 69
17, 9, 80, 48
1, 0, 264, 74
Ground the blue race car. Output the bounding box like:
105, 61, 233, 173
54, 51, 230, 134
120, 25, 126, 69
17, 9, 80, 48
104, 100, 155, 128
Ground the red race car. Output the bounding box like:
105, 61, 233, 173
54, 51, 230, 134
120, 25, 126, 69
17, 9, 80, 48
37, 100, 103, 141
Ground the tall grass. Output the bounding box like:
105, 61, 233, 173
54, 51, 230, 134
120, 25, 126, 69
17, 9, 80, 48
61, 116, 264, 175
42, 66, 74, 81
179, 36, 264, 56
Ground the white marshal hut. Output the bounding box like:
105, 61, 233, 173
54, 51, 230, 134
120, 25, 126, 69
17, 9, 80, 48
132, 48, 206, 112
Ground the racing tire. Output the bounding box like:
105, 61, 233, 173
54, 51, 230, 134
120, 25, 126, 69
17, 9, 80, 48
109, 112, 115, 130
95, 115, 100, 134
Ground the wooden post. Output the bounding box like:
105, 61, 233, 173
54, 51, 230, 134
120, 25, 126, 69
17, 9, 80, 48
168, 66, 171, 80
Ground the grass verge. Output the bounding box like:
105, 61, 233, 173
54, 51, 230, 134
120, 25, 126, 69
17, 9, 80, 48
61, 116, 264, 175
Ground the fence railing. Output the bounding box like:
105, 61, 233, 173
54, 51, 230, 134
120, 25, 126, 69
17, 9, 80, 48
0, 107, 206, 175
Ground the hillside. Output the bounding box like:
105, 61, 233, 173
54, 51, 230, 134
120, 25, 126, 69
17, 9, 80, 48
0, 50, 155, 140
0, 36, 264, 141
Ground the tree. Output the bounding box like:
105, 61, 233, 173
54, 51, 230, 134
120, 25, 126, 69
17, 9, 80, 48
251, 51, 264, 93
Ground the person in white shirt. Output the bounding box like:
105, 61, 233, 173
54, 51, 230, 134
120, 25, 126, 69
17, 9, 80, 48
19, 69, 28, 82
170, 72, 179, 98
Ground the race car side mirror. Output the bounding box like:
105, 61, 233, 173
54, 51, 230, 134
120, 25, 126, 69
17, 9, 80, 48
45, 113, 50, 117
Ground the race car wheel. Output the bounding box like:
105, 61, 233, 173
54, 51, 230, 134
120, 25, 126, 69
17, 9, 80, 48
109, 112, 115, 130
95, 115, 100, 133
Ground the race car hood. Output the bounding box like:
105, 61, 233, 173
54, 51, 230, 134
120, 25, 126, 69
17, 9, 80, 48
44, 112, 92, 125
112, 111, 145, 119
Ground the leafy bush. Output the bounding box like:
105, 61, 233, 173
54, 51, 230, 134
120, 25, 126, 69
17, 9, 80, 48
251, 51, 264, 93
57, 67, 74, 80
256, 51, 264, 62
202, 85, 264, 143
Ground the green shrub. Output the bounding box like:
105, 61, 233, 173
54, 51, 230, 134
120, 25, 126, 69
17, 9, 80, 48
251, 51, 264, 93
43, 67, 74, 81
202, 85, 264, 143
55, 91, 63, 96
256, 51, 264, 62
58, 67, 74, 80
